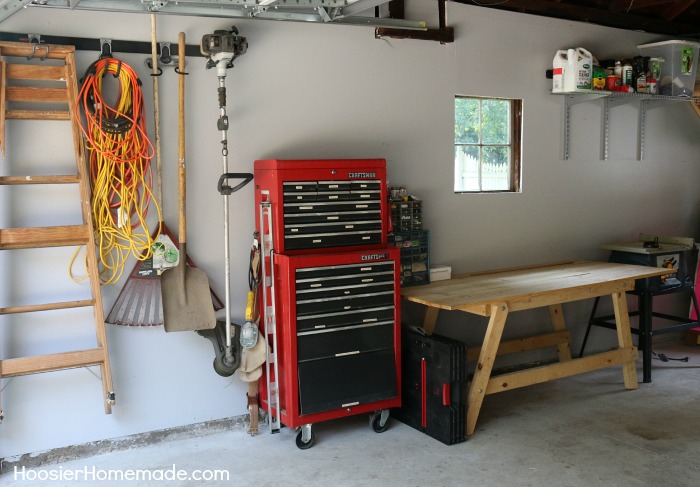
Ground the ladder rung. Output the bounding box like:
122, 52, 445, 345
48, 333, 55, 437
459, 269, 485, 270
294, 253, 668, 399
0, 43, 74, 59
5, 86, 68, 103
0, 175, 80, 185
0, 224, 89, 250
0, 348, 107, 377
5, 109, 71, 120
0, 299, 95, 315
5, 64, 66, 81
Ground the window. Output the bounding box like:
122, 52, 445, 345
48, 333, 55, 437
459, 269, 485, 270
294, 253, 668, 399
454, 96, 522, 193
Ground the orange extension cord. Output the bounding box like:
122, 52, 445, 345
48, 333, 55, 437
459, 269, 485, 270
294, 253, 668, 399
74, 57, 160, 285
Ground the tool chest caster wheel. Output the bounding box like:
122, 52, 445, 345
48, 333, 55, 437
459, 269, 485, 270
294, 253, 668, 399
370, 410, 390, 433
295, 424, 314, 450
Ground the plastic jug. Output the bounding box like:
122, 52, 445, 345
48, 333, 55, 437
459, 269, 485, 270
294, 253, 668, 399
565, 47, 593, 91
552, 50, 568, 93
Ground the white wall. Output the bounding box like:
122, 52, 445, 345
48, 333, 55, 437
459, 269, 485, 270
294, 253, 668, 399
1, 2, 699, 458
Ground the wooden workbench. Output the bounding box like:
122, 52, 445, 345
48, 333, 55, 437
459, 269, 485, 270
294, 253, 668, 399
401, 260, 673, 436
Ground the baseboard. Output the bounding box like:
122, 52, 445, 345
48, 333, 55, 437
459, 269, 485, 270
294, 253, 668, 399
0, 413, 255, 474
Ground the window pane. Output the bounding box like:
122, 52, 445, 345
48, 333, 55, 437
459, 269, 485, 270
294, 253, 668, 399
482, 146, 510, 191
454, 145, 480, 192
481, 99, 510, 145
455, 98, 480, 144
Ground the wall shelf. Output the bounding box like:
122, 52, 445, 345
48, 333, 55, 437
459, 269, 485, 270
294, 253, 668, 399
553, 90, 700, 161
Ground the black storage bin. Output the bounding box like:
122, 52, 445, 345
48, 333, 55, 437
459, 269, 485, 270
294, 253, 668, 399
394, 327, 467, 445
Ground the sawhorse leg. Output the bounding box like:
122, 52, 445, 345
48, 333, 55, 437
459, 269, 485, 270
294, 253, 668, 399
421, 306, 440, 336
612, 291, 638, 390
467, 303, 509, 436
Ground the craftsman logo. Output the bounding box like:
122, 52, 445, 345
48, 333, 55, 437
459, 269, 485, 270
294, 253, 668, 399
348, 172, 376, 178
362, 253, 389, 261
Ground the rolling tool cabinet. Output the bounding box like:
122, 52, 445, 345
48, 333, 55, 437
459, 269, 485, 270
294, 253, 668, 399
254, 159, 401, 449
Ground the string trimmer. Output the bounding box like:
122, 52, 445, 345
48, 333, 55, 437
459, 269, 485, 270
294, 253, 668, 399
199, 27, 253, 376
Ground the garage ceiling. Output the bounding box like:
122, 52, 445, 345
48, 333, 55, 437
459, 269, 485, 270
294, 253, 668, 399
455, 0, 700, 38
0, 0, 424, 29
3, 1, 700, 38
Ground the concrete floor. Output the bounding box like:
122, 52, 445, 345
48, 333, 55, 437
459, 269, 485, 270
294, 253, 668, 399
2, 340, 699, 487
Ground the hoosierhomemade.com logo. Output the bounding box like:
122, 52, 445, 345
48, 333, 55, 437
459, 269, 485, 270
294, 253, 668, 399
13, 465, 230, 482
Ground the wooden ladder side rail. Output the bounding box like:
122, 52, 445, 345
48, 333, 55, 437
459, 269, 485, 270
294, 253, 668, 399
1, 54, 5, 157
65, 48, 115, 414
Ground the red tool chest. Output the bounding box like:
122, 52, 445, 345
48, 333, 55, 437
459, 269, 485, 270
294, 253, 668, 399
254, 159, 401, 449
254, 159, 389, 254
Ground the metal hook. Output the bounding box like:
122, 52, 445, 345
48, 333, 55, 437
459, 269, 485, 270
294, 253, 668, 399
99, 38, 112, 59
38, 44, 49, 61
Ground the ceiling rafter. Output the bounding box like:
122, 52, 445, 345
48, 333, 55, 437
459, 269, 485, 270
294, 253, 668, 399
457, 0, 700, 36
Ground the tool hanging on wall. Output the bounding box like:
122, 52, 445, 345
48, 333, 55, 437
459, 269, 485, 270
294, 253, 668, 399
75, 49, 159, 285
105, 15, 223, 326
161, 32, 217, 333
238, 233, 266, 435
200, 26, 253, 374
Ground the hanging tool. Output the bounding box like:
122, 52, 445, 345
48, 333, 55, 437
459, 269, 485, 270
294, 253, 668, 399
200, 27, 252, 373
75, 53, 158, 285
238, 233, 266, 434
161, 32, 217, 332
106, 16, 225, 327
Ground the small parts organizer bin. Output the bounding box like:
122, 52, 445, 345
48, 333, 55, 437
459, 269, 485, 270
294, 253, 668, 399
391, 199, 422, 231
389, 230, 430, 287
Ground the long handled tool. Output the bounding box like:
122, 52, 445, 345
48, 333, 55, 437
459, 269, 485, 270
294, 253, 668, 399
106, 19, 224, 326
161, 32, 216, 332
200, 27, 252, 368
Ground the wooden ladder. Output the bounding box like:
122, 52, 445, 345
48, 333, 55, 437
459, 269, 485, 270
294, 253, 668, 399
0, 41, 115, 414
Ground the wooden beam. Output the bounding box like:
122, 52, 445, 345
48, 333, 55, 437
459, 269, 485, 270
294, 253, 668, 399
663, 0, 697, 20
375, 0, 453, 43
484, 347, 638, 395
609, 0, 676, 12
466, 330, 571, 362
458, 0, 700, 36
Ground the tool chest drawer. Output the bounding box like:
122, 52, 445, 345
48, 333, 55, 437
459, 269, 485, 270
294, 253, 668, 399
297, 349, 398, 415
296, 290, 395, 317
296, 322, 394, 362
296, 306, 395, 332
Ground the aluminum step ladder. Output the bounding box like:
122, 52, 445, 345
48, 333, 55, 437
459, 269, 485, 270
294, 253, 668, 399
0, 41, 115, 417
259, 200, 281, 434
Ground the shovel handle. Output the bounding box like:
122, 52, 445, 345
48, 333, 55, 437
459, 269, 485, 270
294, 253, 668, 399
178, 32, 187, 246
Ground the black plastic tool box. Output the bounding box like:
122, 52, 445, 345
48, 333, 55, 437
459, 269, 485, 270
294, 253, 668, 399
394, 327, 467, 445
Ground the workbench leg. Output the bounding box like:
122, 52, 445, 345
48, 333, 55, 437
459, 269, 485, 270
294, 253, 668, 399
549, 304, 572, 361
612, 291, 638, 390
467, 303, 509, 436
421, 306, 440, 336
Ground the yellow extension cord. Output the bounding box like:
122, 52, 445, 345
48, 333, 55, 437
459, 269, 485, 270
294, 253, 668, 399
71, 57, 160, 285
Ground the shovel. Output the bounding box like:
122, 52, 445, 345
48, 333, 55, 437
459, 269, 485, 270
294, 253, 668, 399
162, 32, 216, 332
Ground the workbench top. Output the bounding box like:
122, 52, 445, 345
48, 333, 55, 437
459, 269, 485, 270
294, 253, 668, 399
401, 260, 673, 316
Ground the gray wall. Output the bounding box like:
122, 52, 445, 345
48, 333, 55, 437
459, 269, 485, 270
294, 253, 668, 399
1, 2, 699, 457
